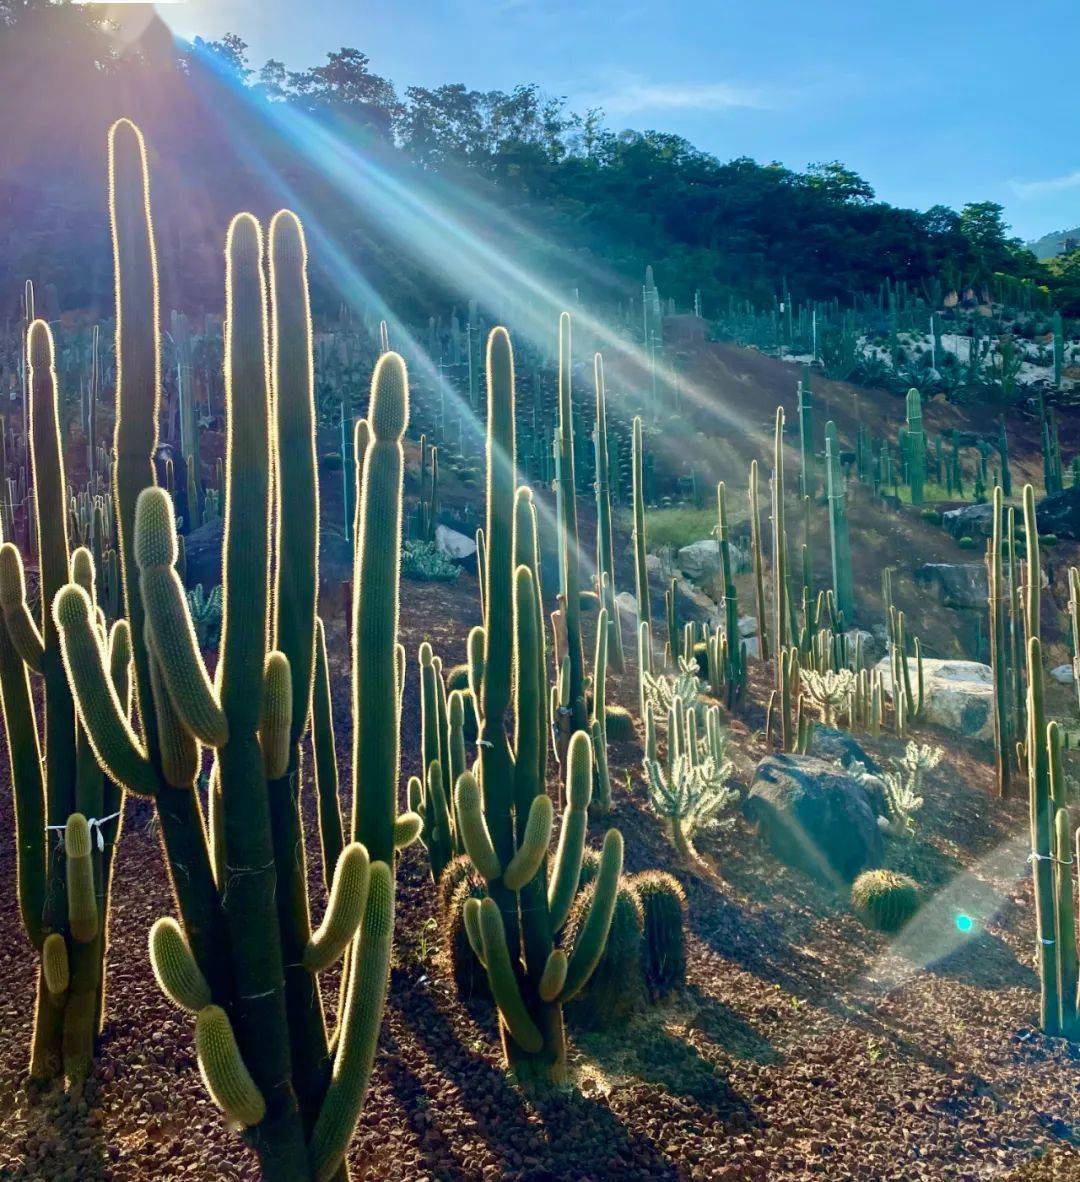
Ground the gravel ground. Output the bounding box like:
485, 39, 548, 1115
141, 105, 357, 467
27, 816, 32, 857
2, 575, 1079, 1182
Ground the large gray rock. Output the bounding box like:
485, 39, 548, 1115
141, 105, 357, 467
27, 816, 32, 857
676, 538, 749, 582
1036, 485, 1080, 539
875, 656, 994, 740
914, 563, 987, 609
941, 502, 995, 540
807, 727, 880, 775
435, 524, 476, 561
746, 755, 883, 884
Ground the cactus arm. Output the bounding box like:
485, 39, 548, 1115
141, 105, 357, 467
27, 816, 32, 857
65, 814, 99, 944
393, 813, 422, 849
0, 573, 45, 946
54, 585, 158, 796
135, 487, 227, 747
455, 771, 502, 882
196, 1005, 267, 1127
146, 629, 200, 789
462, 897, 487, 965
270, 210, 318, 744
42, 934, 69, 999
352, 352, 408, 866
538, 950, 568, 1002
108, 118, 162, 764
303, 843, 370, 973
149, 916, 212, 1012
503, 794, 553, 891
559, 828, 624, 1002
309, 861, 394, 1182
312, 617, 344, 894
547, 732, 593, 932
425, 760, 455, 878
0, 543, 44, 671
477, 898, 544, 1054
259, 651, 292, 780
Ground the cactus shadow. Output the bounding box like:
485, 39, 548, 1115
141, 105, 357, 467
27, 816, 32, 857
391, 973, 683, 1179
575, 988, 767, 1118
926, 928, 1037, 991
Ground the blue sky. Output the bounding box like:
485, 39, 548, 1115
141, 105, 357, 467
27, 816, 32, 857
163, 0, 1078, 241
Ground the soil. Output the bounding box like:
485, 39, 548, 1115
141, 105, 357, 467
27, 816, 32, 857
2, 337, 1080, 1181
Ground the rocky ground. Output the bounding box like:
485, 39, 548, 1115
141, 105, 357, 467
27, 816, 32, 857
2, 567, 1080, 1182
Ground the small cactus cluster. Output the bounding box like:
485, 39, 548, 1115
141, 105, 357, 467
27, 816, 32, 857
850, 869, 920, 932
35, 121, 413, 1177
414, 324, 624, 1084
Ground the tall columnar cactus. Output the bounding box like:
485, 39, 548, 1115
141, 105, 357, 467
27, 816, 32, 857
0, 316, 115, 1084
797, 367, 815, 499
450, 326, 621, 1083
51, 122, 413, 1180
553, 313, 588, 734
631, 415, 651, 633
592, 353, 624, 672
987, 486, 1011, 798
905, 388, 926, 507
748, 459, 769, 662
771, 408, 790, 689
997, 417, 1012, 498
715, 481, 745, 707
1053, 310, 1064, 389
824, 421, 854, 623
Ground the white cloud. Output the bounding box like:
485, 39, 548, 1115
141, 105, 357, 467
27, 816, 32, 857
584, 75, 770, 118
1008, 170, 1080, 199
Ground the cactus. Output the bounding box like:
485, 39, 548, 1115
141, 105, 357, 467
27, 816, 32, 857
797, 367, 815, 498
593, 354, 624, 672
771, 409, 790, 682
427, 327, 623, 1084
987, 486, 1011, 797
630, 870, 687, 1001
850, 870, 919, 932
716, 481, 745, 707
997, 418, 1012, 498
0, 310, 111, 1083
905, 388, 926, 507
824, 422, 854, 621
1053, 310, 1065, 388
748, 459, 770, 662
554, 313, 588, 734
631, 416, 651, 631
47, 122, 411, 1177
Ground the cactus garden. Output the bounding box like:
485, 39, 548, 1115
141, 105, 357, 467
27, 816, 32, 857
3, 9, 1080, 1182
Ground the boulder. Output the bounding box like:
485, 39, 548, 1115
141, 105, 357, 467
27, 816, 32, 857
1036, 485, 1080, 540
874, 657, 994, 741
913, 563, 987, 610
941, 502, 995, 540
615, 591, 638, 619
807, 727, 880, 775
676, 538, 749, 582
435, 524, 477, 562
738, 615, 758, 638
1051, 664, 1075, 685
746, 755, 883, 884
